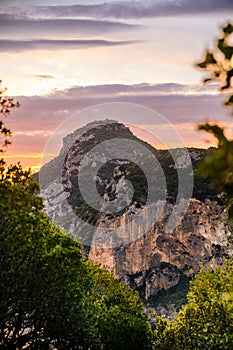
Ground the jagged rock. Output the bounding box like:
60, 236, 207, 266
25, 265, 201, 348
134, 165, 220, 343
90, 199, 232, 297
35, 120, 233, 317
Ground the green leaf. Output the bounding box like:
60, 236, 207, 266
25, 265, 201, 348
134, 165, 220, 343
223, 23, 233, 34
218, 38, 233, 60
197, 52, 217, 68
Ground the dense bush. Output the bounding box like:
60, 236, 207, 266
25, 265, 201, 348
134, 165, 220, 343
0, 162, 152, 349
154, 260, 233, 349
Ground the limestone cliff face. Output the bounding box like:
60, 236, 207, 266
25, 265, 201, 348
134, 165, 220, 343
36, 120, 233, 315
89, 199, 232, 302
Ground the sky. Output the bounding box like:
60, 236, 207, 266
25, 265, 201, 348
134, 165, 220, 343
0, 0, 233, 172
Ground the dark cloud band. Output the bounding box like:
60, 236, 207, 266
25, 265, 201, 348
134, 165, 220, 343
34, 0, 233, 19
0, 39, 142, 52
0, 15, 140, 38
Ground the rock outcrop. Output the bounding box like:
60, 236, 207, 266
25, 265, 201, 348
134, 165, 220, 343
90, 199, 232, 299
36, 120, 233, 316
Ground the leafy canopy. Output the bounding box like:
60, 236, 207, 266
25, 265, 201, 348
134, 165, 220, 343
154, 259, 233, 350
0, 81, 152, 349
0, 163, 152, 349
0, 80, 19, 152
196, 22, 233, 221
153, 22, 233, 350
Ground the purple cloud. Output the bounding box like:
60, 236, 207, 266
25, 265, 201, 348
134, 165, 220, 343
6, 82, 231, 161
33, 1, 233, 19
0, 14, 139, 38
0, 38, 141, 52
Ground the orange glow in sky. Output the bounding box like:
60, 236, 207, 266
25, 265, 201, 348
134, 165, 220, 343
1, 1, 232, 171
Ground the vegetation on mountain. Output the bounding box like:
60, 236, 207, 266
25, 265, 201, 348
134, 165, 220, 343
148, 274, 190, 313
154, 259, 233, 349
37, 126, 220, 209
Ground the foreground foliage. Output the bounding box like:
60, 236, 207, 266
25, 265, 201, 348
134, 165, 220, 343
0, 85, 152, 349
197, 22, 233, 221
153, 21, 233, 350
154, 260, 233, 349
1, 22, 233, 345
0, 80, 19, 152
0, 161, 152, 349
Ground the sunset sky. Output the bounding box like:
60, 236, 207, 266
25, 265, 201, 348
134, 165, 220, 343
1, 0, 233, 172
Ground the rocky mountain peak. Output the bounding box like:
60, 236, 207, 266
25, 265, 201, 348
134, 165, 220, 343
36, 120, 232, 317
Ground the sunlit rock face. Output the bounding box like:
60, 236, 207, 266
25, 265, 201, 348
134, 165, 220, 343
36, 120, 233, 316
90, 199, 232, 296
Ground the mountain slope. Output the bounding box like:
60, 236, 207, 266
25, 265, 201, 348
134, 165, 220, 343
35, 120, 232, 317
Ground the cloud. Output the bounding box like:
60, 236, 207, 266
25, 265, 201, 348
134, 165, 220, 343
52, 82, 220, 99
32, 0, 233, 19
34, 74, 55, 79
0, 39, 141, 52
0, 14, 139, 38
3, 1, 232, 24
10, 83, 229, 133
6, 82, 231, 166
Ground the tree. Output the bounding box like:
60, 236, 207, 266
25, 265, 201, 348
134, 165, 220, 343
153, 22, 233, 350
196, 22, 233, 221
0, 168, 99, 349
0, 80, 19, 152
0, 81, 152, 349
0, 163, 152, 349
90, 263, 152, 350
154, 259, 233, 349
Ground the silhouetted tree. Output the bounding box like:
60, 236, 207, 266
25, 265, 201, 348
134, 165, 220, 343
196, 22, 233, 221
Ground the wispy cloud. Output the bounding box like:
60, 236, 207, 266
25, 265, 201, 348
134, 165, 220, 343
34, 74, 55, 79
52, 82, 220, 99
0, 14, 139, 38
6, 82, 231, 168
33, 0, 233, 19
0, 39, 140, 52
10, 83, 229, 132
2, 0, 233, 23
